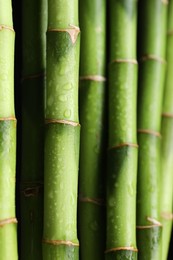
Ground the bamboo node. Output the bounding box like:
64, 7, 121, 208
21, 186, 42, 197
45, 119, 80, 127
137, 217, 162, 229
111, 59, 138, 65
47, 24, 80, 44
78, 196, 105, 206
43, 239, 79, 247
109, 143, 138, 150
161, 212, 173, 220
138, 129, 161, 138
0, 217, 18, 227
162, 0, 169, 4
21, 72, 45, 82
167, 30, 173, 36
80, 75, 106, 82
162, 112, 173, 118
0, 24, 14, 32
140, 55, 166, 64
0, 117, 17, 122
105, 246, 138, 254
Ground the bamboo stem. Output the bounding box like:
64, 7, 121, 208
137, 0, 168, 259
0, 0, 17, 259
78, 1, 106, 259
106, 1, 138, 259
43, 0, 80, 258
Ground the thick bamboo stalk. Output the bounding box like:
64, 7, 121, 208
160, 1, 173, 259
43, 0, 80, 259
0, 0, 17, 259
106, 1, 138, 259
137, 0, 168, 259
78, 1, 106, 259
20, 0, 47, 259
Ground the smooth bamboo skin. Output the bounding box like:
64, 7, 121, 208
106, 1, 138, 259
78, 1, 106, 259
20, 1, 47, 258
137, 1, 168, 259
43, 1, 80, 258
0, 1, 17, 259
160, 2, 173, 258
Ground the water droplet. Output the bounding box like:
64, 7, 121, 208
128, 183, 134, 196
47, 96, 53, 106
114, 182, 119, 187
58, 94, 67, 102
109, 198, 116, 207
48, 192, 53, 198
64, 109, 71, 118
63, 83, 73, 90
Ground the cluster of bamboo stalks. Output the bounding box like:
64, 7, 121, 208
0, 0, 173, 259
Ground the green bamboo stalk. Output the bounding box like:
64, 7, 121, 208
20, 0, 47, 259
43, 0, 80, 259
106, 1, 138, 259
160, 1, 173, 258
78, 1, 106, 259
137, 1, 168, 259
0, 1, 17, 259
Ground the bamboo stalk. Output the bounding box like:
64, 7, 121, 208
20, 0, 47, 258
43, 0, 80, 258
0, 0, 17, 259
106, 1, 138, 259
137, 0, 168, 259
78, 1, 106, 259
160, 1, 173, 258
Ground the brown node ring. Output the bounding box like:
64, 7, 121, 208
161, 212, 173, 220
0, 117, 17, 122
78, 196, 105, 206
0, 24, 14, 32
109, 143, 138, 151
45, 119, 80, 127
111, 59, 138, 65
80, 75, 106, 82
138, 129, 161, 138
21, 72, 45, 82
105, 246, 138, 254
21, 186, 41, 197
162, 113, 173, 118
43, 239, 79, 247
137, 217, 162, 229
47, 24, 80, 44
0, 218, 18, 227
140, 54, 166, 64
167, 29, 173, 36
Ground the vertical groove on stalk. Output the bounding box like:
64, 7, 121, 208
160, 1, 173, 259
78, 1, 106, 259
137, 0, 168, 259
0, 0, 18, 259
43, 0, 80, 259
20, 1, 47, 258
106, 1, 138, 259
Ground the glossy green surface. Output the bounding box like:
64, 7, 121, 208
106, 250, 137, 260
78, 1, 106, 258
43, 124, 80, 258
21, 1, 47, 258
43, 244, 79, 260
160, 2, 173, 259
0, 121, 17, 259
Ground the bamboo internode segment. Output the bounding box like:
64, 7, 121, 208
0, 218, 18, 227
78, 196, 105, 206
109, 143, 138, 150
140, 54, 166, 64
43, 239, 79, 247
105, 247, 138, 254
47, 25, 80, 44
21, 72, 45, 82
138, 129, 162, 138
111, 59, 138, 65
79, 75, 106, 82
45, 119, 80, 127
162, 112, 173, 118
0, 24, 14, 32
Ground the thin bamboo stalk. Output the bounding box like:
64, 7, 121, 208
160, 1, 173, 258
78, 1, 106, 259
0, 0, 17, 259
43, 0, 80, 258
137, 0, 168, 259
20, 0, 47, 259
106, 1, 138, 259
